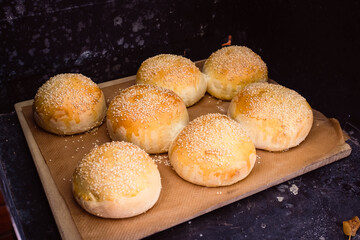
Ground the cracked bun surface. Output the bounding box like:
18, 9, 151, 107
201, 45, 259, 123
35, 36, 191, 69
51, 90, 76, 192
227, 82, 313, 151
72, 141, 162, 219
106, 84, 189, 154
33, 73, 106, 135
169, 113, 256, 187
136, 54, 207, 107
203, 46, 268, 100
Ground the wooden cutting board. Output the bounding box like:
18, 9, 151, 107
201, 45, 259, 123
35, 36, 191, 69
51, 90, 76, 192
14, 60, 352, 240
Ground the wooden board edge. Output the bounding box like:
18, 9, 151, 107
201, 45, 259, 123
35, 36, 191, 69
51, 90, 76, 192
14, 102, 82, 240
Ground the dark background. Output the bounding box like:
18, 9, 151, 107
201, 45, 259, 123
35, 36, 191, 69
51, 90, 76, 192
1, 0, 359, 128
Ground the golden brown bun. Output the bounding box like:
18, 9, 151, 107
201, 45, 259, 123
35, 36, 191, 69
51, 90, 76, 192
72, 141, 161, 218
106, 84, 189, 154
136, 54, 207, 107
203, 46, 268, 100
33, 73, 106, 135
169, 113, 256, 187
227, 82, 313, 151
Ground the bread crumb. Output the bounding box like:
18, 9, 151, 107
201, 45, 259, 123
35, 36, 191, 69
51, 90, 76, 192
290, 184, 299, 195
343, 216, 360, 239
277, 196, 284, 202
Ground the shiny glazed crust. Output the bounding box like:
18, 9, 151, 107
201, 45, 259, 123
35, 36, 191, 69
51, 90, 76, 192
203, 46, 268, 100
136, 54, 207, 107
72, 141, 162, 218
227, 82, 313, 151
33, 73, 106, 135
169, 113, 256, 187
106, 84, 189, 154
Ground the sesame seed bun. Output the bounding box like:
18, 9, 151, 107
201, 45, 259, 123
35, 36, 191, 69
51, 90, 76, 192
106, 84, 189, 154
136, 54, 207, 107
33, 73, 106, 135
203, 46, 268, 100
227, 82, 313, 151
72, 141, 161, 218
169, 113, 256, 187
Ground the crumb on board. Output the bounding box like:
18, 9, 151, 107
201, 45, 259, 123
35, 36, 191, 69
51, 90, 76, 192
152, 154, 171, 166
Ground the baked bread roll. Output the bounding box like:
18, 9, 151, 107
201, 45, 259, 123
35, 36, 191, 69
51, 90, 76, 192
169, 113, 256, 187
72, 141, 161, 218
227, 82, 313, 151
203, 45, 268, 100
136, 54, 207, 107
33, 73, 106, 135
107, 84, 189, 154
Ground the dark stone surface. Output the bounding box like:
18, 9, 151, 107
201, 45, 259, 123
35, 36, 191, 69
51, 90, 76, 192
0, 111, 359, 239
1, 1, 360, 239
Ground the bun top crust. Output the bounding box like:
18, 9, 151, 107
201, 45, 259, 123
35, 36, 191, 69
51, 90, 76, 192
170, 113, 254, 169
203, 46, 268, 100
169, 113, 256, 186
136, 54, 205, 106
34, 73, 103, 127
72, 141, 159, 201
228, 82, 313, 151
107, 84, 186, 132
136, 54, 201, 90
204, 46, 268, 83
231, 82, 312, 128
